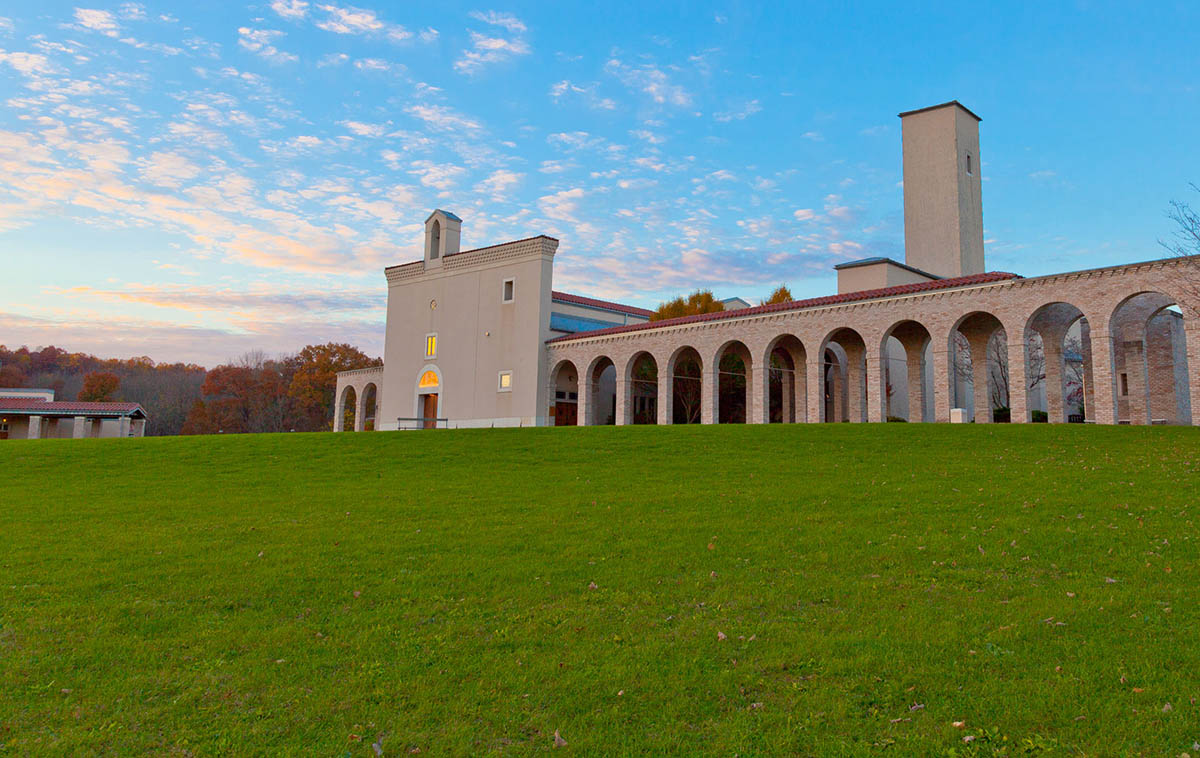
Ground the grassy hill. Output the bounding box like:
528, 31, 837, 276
1, 425, 1197, 755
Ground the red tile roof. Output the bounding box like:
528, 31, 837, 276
552, 291, 655, 318
547, 271, 1021, 344
0, 398, 146, 417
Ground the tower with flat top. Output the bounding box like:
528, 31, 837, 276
900, 101, 985, 278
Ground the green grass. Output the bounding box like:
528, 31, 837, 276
1, 425, 1198, 756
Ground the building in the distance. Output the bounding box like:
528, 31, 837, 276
336, 101, 1198, 430
0, 388, 148, 439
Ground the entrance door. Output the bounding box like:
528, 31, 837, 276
421, 393, 438, 429
555, 402, 577, 426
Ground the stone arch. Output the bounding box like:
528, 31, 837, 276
763, 335, 807, 423
624, 351, 659, 425
584, 355, 617, 426
819, 328, 867, 422
1023, 302, 1091, 423
336, 384, 357, 432
549, 359, 580, 426
667, 345, 703, 424
1107, 291, 1192, 425
880, 320, 933, 422
360, 383, 378, 431
713, 340, 753, 424
950, 311, 1008, 423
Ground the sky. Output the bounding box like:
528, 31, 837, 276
0, 1, 1197, 366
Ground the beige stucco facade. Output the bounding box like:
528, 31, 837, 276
336, 101, 1198, 431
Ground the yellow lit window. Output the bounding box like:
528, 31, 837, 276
425, 334, 437, 359
498, 370, 512, 392
419, 370, 439, 389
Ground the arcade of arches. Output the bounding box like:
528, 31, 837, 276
545, 259, 1200, 426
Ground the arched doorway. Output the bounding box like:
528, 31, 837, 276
1024, 303, 1091, 423
587, 357, 616, 425
627, 352, 658, 424
416, 367, 441, 429
361, 383, 378, 431
715, 341, 752, 423
669, 346, 703, 424
951, 312, 1007, 422
1109, 292, 1192, 425
765, 335, 806, 423
550, 360, 579, 426
337, 385, 357, 432
821, 328, 867, 422
881, 320, 933, 422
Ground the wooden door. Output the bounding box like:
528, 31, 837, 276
422, 394, 438, 429
555, 402, 577, 426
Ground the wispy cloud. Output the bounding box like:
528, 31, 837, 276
604, 58, 691, 106
237, 28, 298, 63
455, 11, 530, 74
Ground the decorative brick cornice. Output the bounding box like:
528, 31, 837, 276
385, 236, 559, 286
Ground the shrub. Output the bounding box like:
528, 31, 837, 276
886, 416, 908, 422
1032, 410, 1049, 423
992, 407, 1012, 423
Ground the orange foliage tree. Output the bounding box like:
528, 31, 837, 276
651, 290, 725, 321
78, 371, 121, 402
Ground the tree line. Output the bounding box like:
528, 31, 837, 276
0, 343, 379, 436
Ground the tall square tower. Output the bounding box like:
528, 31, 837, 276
900, 101, 985, 278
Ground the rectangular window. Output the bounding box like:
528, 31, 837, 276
966, 153, 973, 176
502, 278, 514, 303
425, 333, 437, 359
1120, 373, 1128, 396
498, 370, 512, 392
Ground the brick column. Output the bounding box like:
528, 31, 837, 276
1187, 326, 1200, 426
1043, 341, 1065, 422
967, 335, 992, 423
657, 366, 673, 425
614, 378, 630, 425
72, 416, 88, 439
1089, 331, 1117, 424
906, 344, 926, 422
1123, 341, 1148, 425
806, 356, 823, 423
795, 357, 808, 422
844, 347, 864, 423
780, 369, 793, 423
1081, 320, 1096, 422
865, 353, 883, 423
1007, 337, 1029, 424
577, 374, 591, 426
702, 366, 717, 424
749, 365, 768, 424
931, 346, 952, 423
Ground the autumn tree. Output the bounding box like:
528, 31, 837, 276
762, 286, 793, 305
651, 290, 725, 321
78, 371, 120, 402
287, 343, 382, 431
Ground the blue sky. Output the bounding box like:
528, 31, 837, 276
1, 1, 1197, 365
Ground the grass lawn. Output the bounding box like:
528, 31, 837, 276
1, 425, 1198, 756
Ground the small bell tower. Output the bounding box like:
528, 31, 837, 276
424, 209, 462, 268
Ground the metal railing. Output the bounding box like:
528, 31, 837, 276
396, 416, 449, 430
